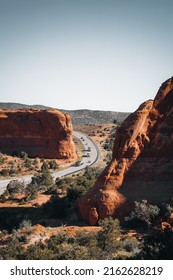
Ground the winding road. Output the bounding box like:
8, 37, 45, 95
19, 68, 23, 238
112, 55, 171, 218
0, 131, 100, 195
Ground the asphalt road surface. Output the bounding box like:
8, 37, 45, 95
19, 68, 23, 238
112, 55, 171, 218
0, 131, 99, 195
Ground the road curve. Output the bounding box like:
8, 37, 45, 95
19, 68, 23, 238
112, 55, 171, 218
0, 131, 100, 195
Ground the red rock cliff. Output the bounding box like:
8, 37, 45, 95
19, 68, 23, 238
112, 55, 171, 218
78, 77, 173, 225
0, 109, 77, 159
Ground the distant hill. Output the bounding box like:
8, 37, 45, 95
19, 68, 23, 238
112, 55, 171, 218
0, 102, 130, 126
0, 102, 50, 110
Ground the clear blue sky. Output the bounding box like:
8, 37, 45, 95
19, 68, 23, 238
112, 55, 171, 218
0, 0, 173, 112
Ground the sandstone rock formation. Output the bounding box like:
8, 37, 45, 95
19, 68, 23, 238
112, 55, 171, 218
0, 109, 77, 159
78, 77, 173, 225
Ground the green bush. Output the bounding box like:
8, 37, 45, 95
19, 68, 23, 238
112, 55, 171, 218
19, 219, 32, 230
41, 161, 49, 172
6, 180, 25, 195
0, 169, 10, 176
25, 158, 31, 169
67, 184, 87, 201
31, 171, 54, 188
97, 218, 121, 252
20, 151, 28, 160
0, 153, 5, 165
49, 160, 59, 170
25, 183, 38, 200
125, 200, 160, 227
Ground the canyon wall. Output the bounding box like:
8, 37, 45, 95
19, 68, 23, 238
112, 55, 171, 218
0, 109, 77, 159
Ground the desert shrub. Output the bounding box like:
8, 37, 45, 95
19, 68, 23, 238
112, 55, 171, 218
0, 238, 25, 260
0, 193, 7, 203
160, 197, 173, 218
47, 233, 69, 249
97, 218, 121, 252
41, 161, 49, 172
137, 227, 173, 260
9, 160, 16, 166
31, 171, 54, 188
49, 160, 58, 170
9, 168, 19, 176
66, 184, 87, 201
0, 189, 9, 202
54, 243, 89, 260
47, 233, 90, 259
0, 168, 10, 176
20, 151, 28, 160
0, 153, 5, 165
83, 166, 102, 180
122, 237, 141, 257
33, 158, 39, 168
55, 168, 101, 198
125, 200, 160, 228
23, 243, 54, 260
25, 183, 38, 200
19, 219, 32, 230
24, 158, 31, 168
103, 143, 110, 150
6, 180, 25, 195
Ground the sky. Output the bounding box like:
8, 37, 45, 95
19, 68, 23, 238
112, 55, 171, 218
0, 0, 173, 112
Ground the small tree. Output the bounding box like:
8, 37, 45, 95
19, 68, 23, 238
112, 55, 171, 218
125, 200, 160, 227
19, 219, 32, 230
1, 169, 10, 176
97, 217, 121, 253
25, 183, 38, 200
20, 151, 28, 160
6, 180, 25, 195
67, 184, 87, 202
49, 160, 58, 170
31, 171, 54, 187
25, 158, 31, 169
33, 159, 39, 169
41, 161, 49, 172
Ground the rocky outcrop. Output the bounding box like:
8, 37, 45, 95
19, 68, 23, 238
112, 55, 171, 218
78, 77, 173, 225
0, 109, 77, 159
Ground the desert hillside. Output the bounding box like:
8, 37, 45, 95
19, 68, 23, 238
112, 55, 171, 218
0, 102, 129, 126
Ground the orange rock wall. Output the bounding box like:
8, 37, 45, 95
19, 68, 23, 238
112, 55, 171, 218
78, 77, 173, 225
0, 109, 76, 159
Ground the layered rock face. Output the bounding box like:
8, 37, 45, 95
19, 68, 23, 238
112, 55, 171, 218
78, 77, 173, 225
0, 109, 77, 159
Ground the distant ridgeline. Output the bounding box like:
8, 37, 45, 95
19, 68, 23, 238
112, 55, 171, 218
0, 103, 130, 126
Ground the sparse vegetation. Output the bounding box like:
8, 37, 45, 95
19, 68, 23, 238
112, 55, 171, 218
0, 151, 63, 179
0, 106, 172, 260
0, 217, 142, 260
125, 200, 160, 228
0, 172, 172, 260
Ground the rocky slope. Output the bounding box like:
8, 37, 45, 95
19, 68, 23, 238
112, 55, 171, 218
78, 77, 173, 225
0, 109, 77, 159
